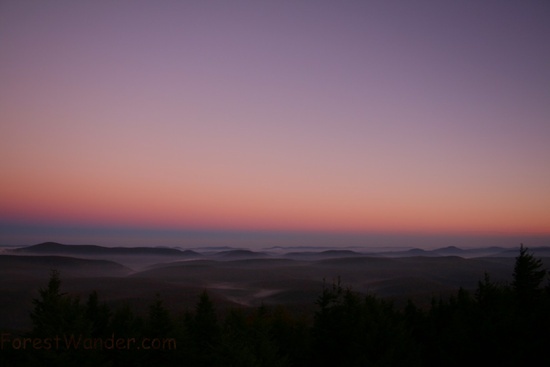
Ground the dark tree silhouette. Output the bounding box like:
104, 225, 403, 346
6, 245, 549, 367
512, 244, 546, 305
146, 294, 173, 337
30, 270, 88, 337
28, 270, 100, 367
186, 290, 222, 366
85, 290, 110, 338
312, 278, 419, 367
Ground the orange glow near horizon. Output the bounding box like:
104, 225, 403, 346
2, 168, 548, 238
1, 1, 549, 245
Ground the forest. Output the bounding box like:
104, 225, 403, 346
1, 245, 549, 367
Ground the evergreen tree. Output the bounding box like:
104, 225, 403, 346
30, 269, 64, 337
108, 303, 144, 367
85, 290, 111, 338
28, 270, 95, 367
187, 290, 221, 366
194, 290, 219, 349
312, 279, 418, 366
141, 295, 177, 367
30, 270, 88, 337
146, 294, 173, 337
512, 244, 546, 305
510, 244, 550, 365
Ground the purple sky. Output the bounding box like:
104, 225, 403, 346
1, 0, 549, 248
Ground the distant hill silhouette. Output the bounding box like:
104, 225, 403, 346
371, 246, 522, 258
214, 249, 270, 259
497, 246, 550, 257
283, 249, 363, 260
436, 245, 464, 253
0, 254, 131, 277
14, 242, 199, 257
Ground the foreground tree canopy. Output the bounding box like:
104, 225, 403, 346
1, 245, 549, 367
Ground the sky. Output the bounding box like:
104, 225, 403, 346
1, 0, 549, 248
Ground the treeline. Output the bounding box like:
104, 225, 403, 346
1, 245, 549, 367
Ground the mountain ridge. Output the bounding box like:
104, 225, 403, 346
14, 242, 199, 257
